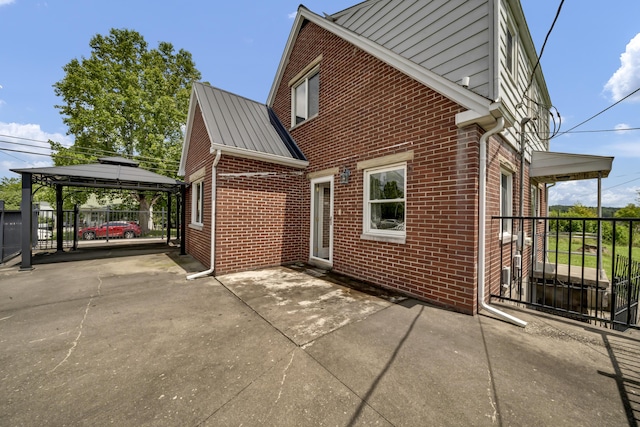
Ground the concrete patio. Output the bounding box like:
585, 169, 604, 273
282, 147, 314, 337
0, 244, 637, 426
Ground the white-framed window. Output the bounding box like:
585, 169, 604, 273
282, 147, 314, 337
292, 69, 319, 126
531, 184, 541, 218
363, 163, 406, 238
500, 169, 513, 236
506, 26, 515, 75
191, 179, 204, 226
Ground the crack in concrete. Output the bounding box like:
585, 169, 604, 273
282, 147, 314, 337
275, 351, 295, 405
49, 274, 102, 373
486, 368, 498, 423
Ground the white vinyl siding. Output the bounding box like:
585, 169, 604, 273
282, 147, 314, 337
333, 0, 491, 98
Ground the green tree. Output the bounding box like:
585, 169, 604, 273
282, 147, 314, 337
0, 177, 22, 210
51, 28, 200, 232
614, 203, 640, 219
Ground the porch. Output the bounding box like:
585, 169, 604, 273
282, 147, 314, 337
491, 215, 640, 331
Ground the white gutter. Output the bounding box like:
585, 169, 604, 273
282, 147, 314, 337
187, 149, 222, 280
478, 117, 527, 327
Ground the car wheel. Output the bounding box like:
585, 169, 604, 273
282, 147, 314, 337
83, 232, 96, 240
124, 230, 135, 239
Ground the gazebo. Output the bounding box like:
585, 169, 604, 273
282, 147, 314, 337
11, 157, 186, 270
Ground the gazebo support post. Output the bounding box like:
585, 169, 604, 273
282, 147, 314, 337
180, 185, 186, 256
19, 173, 33, 271
56, 184, 64, 252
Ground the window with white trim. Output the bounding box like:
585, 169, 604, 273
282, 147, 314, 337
364, 163, 406, 237
191, 179, 204, 226
292, 69, 319, 126
506, 26, 515, 75
531, 184, 541, 218
500, 169, 513, 236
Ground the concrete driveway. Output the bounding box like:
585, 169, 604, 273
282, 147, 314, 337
0, 244, 638, 426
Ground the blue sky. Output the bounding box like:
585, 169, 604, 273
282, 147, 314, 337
0, 0, 639, 207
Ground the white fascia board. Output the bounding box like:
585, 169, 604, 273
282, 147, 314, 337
210, 143, 309, 169
456, 99, 516, 130
269, 7, 493, 117
178, 85, 199, 176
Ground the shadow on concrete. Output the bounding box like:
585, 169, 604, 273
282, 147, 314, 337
26, 241, 203, 274
348, 303, 424, 426
495, 303, 640, 426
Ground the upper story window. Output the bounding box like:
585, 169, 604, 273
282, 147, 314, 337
506, 27, 515, 74
292, 70, 319, 126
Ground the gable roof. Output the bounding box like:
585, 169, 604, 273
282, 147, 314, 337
11, 157, 183, 192
179, 82, 308, 176
267, 2, 515, 128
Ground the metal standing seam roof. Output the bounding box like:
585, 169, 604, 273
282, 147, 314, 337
11, 157, 184, 192
192, 82, 306, 162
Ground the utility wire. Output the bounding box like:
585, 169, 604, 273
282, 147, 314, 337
527, 126, 640, 134
0, 146, 179, 175
520, 0, 565, 100
0, 134, 181, 165
555, 86, 640, 136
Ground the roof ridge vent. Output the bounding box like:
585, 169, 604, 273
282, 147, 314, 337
97, 156, 140, 167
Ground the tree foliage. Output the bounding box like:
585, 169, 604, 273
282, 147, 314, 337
51, 28, 201, 230
0, 177, 22, 210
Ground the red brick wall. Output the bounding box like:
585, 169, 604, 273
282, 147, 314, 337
215, 157, 306, 275
272, 21, 487, 314
182, 105, 307, 273
183, 104, 213, 268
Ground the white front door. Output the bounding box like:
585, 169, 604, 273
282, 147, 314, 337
310, 177, 333, 265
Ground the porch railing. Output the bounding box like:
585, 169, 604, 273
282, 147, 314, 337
490, 215, 640, 331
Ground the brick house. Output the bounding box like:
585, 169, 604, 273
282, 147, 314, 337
179, 0, 556, 320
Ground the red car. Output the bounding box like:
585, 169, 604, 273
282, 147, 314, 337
79, 221, 142, 240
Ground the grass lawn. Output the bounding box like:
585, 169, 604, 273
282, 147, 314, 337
546, 236, 640, 275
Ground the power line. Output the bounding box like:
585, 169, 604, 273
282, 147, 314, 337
555, 86, 640, 137
0, 146, 179, 175
527, 126, 640, 135
0, 134, 181, 166
521, 0, 565, 100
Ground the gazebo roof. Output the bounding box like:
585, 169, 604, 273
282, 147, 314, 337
11, 157, 184, 192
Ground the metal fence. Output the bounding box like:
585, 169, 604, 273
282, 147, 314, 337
491, 215, 640, 331
0, 201, 21, 263
35, 206, 177, 251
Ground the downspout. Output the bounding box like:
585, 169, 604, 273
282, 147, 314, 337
187, 149, 222, 280
478, 117, 527, 327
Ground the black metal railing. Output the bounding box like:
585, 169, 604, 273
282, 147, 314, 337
34, 206, 177, 251
491, 215, 640, 330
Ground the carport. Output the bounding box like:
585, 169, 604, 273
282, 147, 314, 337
11, 156, 186, 270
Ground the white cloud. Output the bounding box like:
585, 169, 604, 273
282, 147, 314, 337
604, 33, 640, 102
614, 123, 632, 134
609, 141, 640, 158
288, 11, 297, 19
0, 122, 73, 177
0, 0, 15, 6
549, 180, 639, 208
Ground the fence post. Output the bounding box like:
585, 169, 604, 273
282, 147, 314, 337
105, 206, 110, 242
73, 204, 79, 251
0, 200, 5, 262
